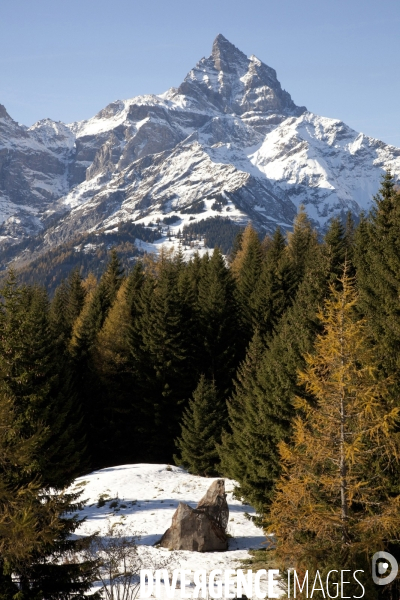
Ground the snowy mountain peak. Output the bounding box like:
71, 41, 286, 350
28, 119, 76, 151
1, 35, 400, 257
173, 34, 306, 122
211, 33, 248, 73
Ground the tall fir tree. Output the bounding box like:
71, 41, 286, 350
218, 330, 265, 493
322, 215, 355, 285
197, 248, 241, 397
176, 264, 201, 384
50, 269, 86, 351
101, 248, 125, 306
129, 256, 192, 462
354, 172, 400, 583
49, 279, 70, 350
174, 376, 225, 476
217, 214, 325, 511
66, 268, 87, 328
286, 204, 319, 284
355, 171, 400, 380
230, 224, 263, 333
252, 227, 297, 339
185, 251, 204, 300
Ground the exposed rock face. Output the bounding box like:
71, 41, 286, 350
172, 34, 305, 130
0, 107, 76, 239
196, 479, 229, 530
159, 479, 229, 552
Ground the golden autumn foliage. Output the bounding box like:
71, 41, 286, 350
69, 273, 99, 354
94, 279, 131, 375
230, 223, 262, 280
82, 272, 97, 296
268, 268, 400, 574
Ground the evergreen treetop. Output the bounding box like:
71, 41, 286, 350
355, 170, 400, 376
286, 205, 319, 278
175, 375, 225, 476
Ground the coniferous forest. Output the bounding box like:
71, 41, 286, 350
2, 172, 400, 598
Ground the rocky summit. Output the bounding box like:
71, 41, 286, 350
1, 34, 400, 262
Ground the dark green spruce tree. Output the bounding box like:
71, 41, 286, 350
176, 261, 201, 384
49, 279, 70, 348
355, 171, 400, 379
354, 172, 400, 595
130, 256, 192, 462
253, 227, 297, 340
174, 375, 224, 476
286, 204, 319, 285
218, 330, 265, 493
197, 248, 241, 397
323, 214, 355, 284
50, 269, 87, 352
240, 259, 326, 511
66, 268, 87, 328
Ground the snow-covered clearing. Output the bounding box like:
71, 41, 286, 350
71, 464, 271, 599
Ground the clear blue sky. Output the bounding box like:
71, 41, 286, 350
1, 0, 399, 146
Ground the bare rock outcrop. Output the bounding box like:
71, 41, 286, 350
159, 479, 229, 552
196, 479, 229, 530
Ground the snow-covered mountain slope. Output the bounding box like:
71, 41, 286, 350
0, 105, 75, 240
1, 34, 400, 255
248, 112, 400, 227
71, 464, 268, 599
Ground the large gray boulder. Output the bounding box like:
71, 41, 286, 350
159, 479, 229, 552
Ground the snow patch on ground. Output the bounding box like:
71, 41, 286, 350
71, 464, 269, 599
